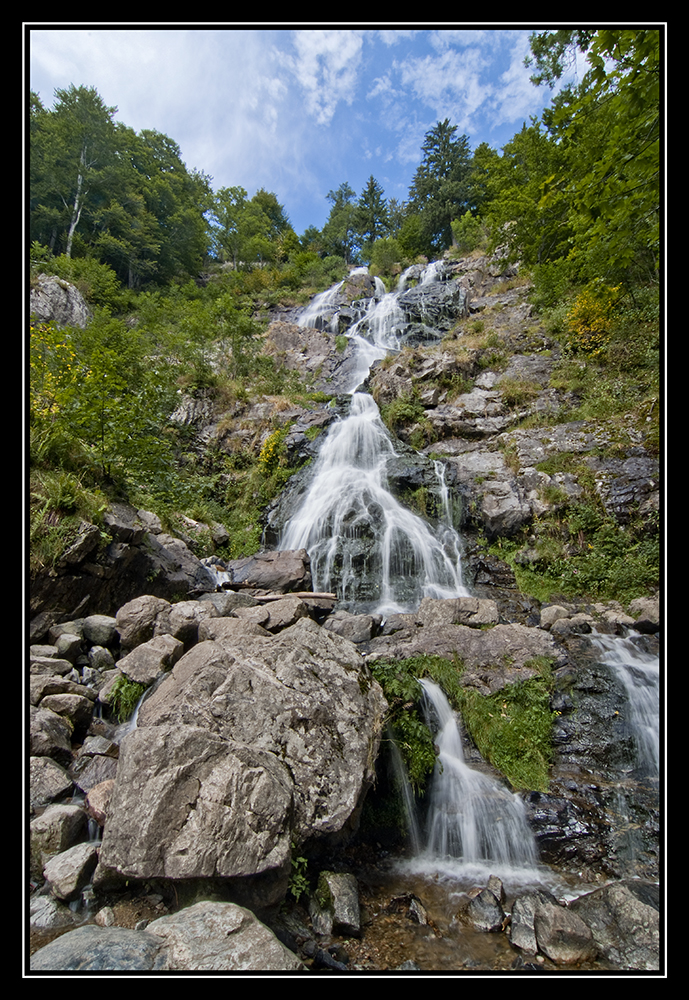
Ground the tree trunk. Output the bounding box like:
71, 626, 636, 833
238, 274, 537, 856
65, 146, 87, 259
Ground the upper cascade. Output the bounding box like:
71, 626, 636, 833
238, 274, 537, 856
280, 262, 469, 614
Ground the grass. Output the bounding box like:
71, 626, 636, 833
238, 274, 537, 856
369, 652, 557, 795
456, 658, 557, 792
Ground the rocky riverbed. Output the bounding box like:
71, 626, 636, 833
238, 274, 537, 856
28, 551, 660, 972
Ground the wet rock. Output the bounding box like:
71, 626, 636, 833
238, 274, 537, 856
467, 887, 505, 932
533, 898, 597, 964
510, 889, 561, 954
568, 879, 659, 971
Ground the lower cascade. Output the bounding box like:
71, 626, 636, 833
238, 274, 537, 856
412, 679, 539, 881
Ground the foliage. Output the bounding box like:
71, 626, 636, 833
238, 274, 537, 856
409, 119, 473, 254
288, 844, 309, 903
370, 654, 464, 794
109, 675, 147, 724
564, 280, 622, 357
456, 661, 557, 792
30, 85, 212, 288
354, 176, 389, 261
450, 211, 487, 254
531, 29, 660, 287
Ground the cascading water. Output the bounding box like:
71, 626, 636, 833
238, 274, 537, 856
413, 679, 539, 882
589, 630, 660, 778
280, 264, 467, 614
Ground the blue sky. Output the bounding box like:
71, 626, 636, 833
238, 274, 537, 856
27, 25, 586, 237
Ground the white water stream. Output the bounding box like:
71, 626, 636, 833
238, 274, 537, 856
280, 264, 468, 614
589, 630, 661, 777
409, 679, 541, 886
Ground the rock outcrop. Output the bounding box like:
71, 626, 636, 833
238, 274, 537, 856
30, 274, 92, 329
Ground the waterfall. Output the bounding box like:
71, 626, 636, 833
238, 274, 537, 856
589, 630, 660, 777
280, 264, 467, 615
415, 680, 539, 879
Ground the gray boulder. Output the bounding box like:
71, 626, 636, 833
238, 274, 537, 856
96, 618, 386, 899
30, 274, 91, 329
569, 879, 660, 970
29, 902, 305, 971
30, 924, 163, 971
147, 900, 305, 971
214, 548, 312, 593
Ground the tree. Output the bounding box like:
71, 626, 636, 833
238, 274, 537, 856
30, 86, 212, 287
528, 29, 661, 283
354, 176, 389, 262
408, 120, 472, 253
483, 122, 571, 267
30, 85, 118, 257
321, 182, 359, 263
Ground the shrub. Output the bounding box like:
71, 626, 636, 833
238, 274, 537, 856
564, 280, 621, 357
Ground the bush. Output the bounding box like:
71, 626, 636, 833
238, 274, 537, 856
450, 212, 486, 254
31, 245, 121, 308
564, 279, 622, 357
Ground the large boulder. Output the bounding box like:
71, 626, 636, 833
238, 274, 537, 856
214, 548, 313, 593
30, 274, 91, 329
96, 618, 387, 901
29, 902, 305, 971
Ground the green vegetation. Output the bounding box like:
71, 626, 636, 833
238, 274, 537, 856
456, 659, 557, 792
287, 844, 309, 903
370, 652, 557, 795
109, 675, 147, 724
369, 654, 464, 793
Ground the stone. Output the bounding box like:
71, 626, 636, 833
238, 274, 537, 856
310, 871, 361, 937
569, 880, 659, 971
97, 619, 386, 898
115, 595, 172, 651
217, 549, 312, 593
30, 804, 88, 876
146, 901, 305, 971
43, 841, 99, 901
29, 705, 73, 763
29, 756, 74, 810
96, 724, 294, 885
534, 899, 597, 964
82, 614, 118, 647
467, 887, 505, 932
30, 274, 91, 328
30, 924, 163, 971
116, 634, 184, 685
85, 779, 116, 826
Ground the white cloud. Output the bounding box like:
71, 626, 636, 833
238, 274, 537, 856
489, 32, 552, 130
285, 29, 365, 126
394, 47, 492, 133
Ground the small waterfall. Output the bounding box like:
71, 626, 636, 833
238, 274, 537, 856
589, 630, 660, 777
282, 262, 467, 614
414, 680, 539, 879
